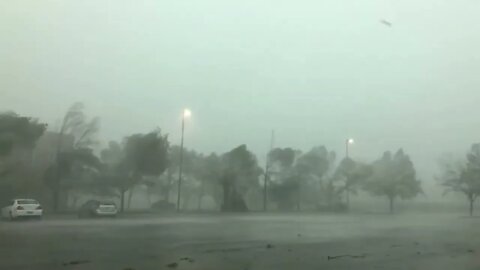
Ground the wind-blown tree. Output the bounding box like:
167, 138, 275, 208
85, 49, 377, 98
268, 148, 299, 210
364, 149, 422, 214
220, 145, 262, 212
333, 158, 372, 209
44, 148, 102, 208
439, 144, 480, 216
294, 146, 335, 210
122, 130, 169, 210
269, 148, 296, 173
154, 146, 201, 209
44, 103, 100, 211
193, 153, 223, 210
0, 112, 46, 199
0, 112, 47, 157
99, 141, 128, 200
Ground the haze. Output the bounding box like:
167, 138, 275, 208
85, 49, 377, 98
2, 0, 480, 190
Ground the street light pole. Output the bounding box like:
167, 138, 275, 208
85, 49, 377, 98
345, 138, 354, 208
345, 138, 354, 159
177, 109, 191, 212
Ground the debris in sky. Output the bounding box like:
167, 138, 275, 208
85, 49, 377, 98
62, 260, 91, 266
180, 257, 195, 263
327, 254, 366, 260
380, 19, 393, 27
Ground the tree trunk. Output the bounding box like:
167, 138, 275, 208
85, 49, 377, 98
165, 170, 173, 202
389, 196, 394, 214
197, 182, 205, 210
222, 182, 230, 211
346, 188, 350, 210
127, 186, 135, 209
297, 186, 301, 212
120, 188, 126, 212
469, 198, 474, 217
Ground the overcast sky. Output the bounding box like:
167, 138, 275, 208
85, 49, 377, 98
1, 0, 480, 188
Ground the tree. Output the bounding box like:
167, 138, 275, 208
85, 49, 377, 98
268, 148, 299, 210
269, 148, 296, 172
45, 102, 99, 211
0, 112, 47, 157
195, 153, 223, 209
364, 149, 422, 214
333, 158, 372, 209
120, 130, 169, 211
0, 112, 46, 200
220, 145, 262, 211
294, 146, 335, 210
44, 148, 102, 208
439, 144, 480, 216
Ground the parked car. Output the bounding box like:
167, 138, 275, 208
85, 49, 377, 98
78, 200, 118, 218
1, 199, 43, 220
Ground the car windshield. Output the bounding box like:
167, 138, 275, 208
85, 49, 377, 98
17, 200, 38, 205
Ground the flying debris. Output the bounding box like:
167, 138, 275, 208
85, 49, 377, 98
380, 19, 392, 27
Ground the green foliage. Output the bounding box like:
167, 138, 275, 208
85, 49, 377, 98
0, 112, 47, 156
124, 130, 169, 176
295, 146, 333, 180
100, 141, 124, 166
439, 144, 480, 215
220, 144, 262, 211
222, 144, 262, 190
269, 148, 296, 171
364, 149, 422, 212
334, 158, 372, 195
58, 102, 99, 149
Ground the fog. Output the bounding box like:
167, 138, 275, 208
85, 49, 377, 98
1, 1, 480, 269
2, 0, 480, 187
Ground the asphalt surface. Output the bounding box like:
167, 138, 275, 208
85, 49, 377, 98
0, 212, 479, 270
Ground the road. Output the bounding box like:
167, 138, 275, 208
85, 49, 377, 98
0, 212, 479, 270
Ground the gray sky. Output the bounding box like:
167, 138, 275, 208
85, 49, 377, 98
1, 0, 480, 189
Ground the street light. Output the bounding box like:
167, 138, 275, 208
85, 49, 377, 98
346, 138, 354, 159
345, 138, 355, 208
177, 108, 191, 212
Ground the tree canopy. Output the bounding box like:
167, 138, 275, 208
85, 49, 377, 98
439, 144, 480, 216
364, 149, 422, 213
0, 112, 46, 156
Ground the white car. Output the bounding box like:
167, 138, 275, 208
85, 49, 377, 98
1, 199, 43, 220
78, 200, 118, 218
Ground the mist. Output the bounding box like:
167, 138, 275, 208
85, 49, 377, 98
1, 1, 480, 269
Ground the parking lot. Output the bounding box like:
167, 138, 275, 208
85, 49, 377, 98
1, 212, 479, 270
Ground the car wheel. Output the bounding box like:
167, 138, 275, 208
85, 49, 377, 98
9, 212, 15, 221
